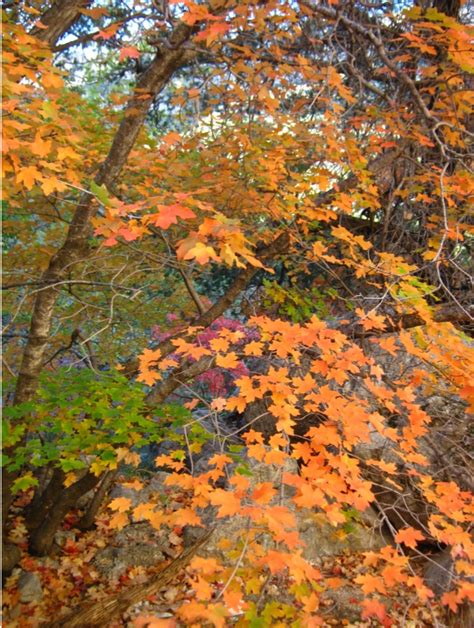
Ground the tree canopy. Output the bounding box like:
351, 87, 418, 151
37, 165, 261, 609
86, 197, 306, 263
2, 0, 474, 625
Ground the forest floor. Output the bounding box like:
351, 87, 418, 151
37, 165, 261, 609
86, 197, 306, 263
2, 478, 449, 627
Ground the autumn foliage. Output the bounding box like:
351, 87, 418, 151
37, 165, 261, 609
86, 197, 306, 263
2, 0, 474, 626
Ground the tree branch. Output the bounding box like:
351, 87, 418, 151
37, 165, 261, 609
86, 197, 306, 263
341, 302, 474, 338
31, 0, 93, 48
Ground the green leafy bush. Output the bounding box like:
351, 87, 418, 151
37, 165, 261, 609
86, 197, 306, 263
3, 368, 178, 490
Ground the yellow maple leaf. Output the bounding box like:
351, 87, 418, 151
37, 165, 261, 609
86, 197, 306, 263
108, 496, 132, 512
63, 472, 79, 488
177, 237, 220, 265
133, 502, 156, 521
41, 176, 67, 195
57, 146, 81, 161
108, 511, 129, 530
16, 165, 41, 190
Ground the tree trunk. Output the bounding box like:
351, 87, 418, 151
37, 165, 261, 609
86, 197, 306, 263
31, 0, 93, 48
25, 468, 66, 531
3, 22, 196, 570
29, 472, 100, 555
12, 33, 194, 409
78, 470, 117, 530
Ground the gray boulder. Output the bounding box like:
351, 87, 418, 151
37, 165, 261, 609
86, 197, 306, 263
18, 571, 43, 603
92, 522, 168, 580
184, 456, 387, 565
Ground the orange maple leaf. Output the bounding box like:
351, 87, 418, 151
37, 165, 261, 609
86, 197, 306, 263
361, 598, 387, 622
208, 453, 233, 469
209, 336, 230, 353
193, 575, 213, 600
172, 338, 211, 360
355, 573, 387, 595
395, 526, 425, 549
133, 503, 157, 521
16, 166, 41, 190
30, 133, 52, 157
375, 336, 398, 356
119, 46, 140, 62
381, 564, 405, 586
216, 352, 240, 369
243, 340, 264, 356
265, 447, 288, 465
209, 489, 241, 517
147, 510, 166, 530
251, 482, 276, 505
195, 21, 231, 45
189, 556, 222, 574
146, 203, 196, 230
265, 505, 297, 534
355, 308, 387, 331
264, 549, 289, 574
236, 376, 260, 402
441, 590, 460, 612
93, 22, 121, 40
171, 507, 202, 526
223, 588, 246, 611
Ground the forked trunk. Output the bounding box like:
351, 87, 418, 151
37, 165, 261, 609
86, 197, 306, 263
29, 472, 100, 556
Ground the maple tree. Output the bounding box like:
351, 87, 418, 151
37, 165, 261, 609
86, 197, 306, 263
2, 0, 474, 625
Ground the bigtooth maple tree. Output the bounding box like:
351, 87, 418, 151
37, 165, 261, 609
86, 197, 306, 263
2, 0, 473, 624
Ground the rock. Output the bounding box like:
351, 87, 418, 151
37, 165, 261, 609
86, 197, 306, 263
54, 530, 76, 548
93, 523, 167, 580
92, 477, 175, 579
93, 544, 165, 580
424, 548, 455, 595
424, 547, 474, 595
298, 507, 387, 561
321, 585, 364, 623
7, 604, 21, 620
146, 408, 241, 476
423, 548, 474, 628
108, 484, 143, 507
240, 341, 472, 540
184, 457, 387, 565
2, 542, 21, 573
18, 571, 43, 603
